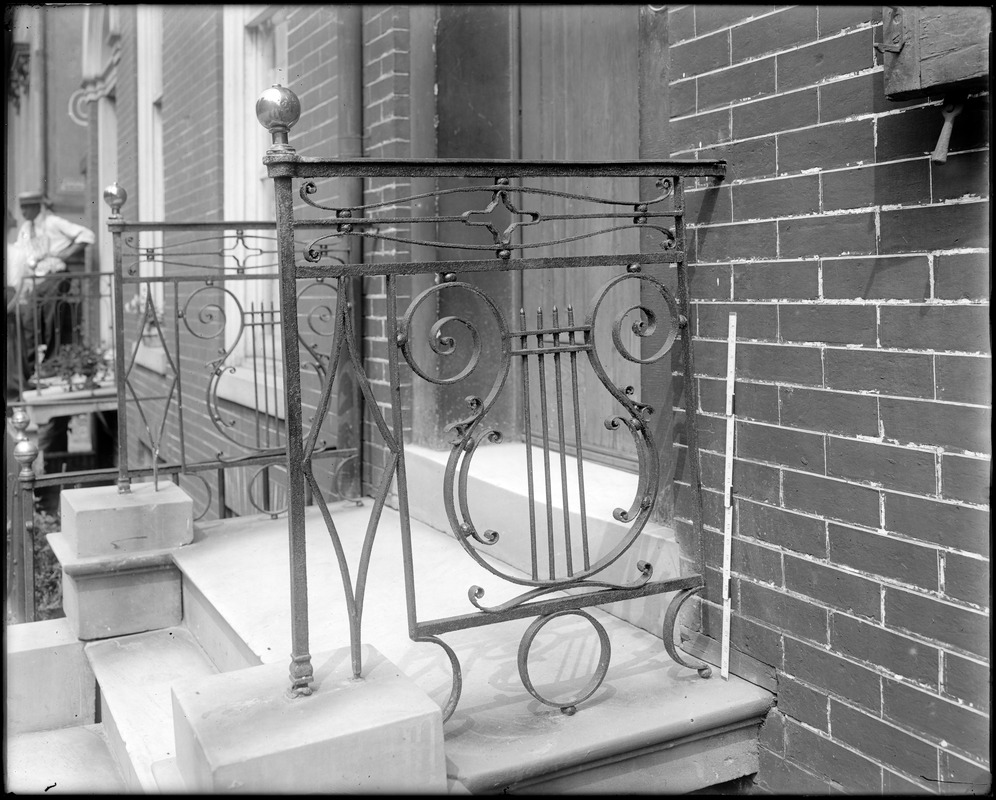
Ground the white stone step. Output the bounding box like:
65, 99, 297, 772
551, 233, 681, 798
5, 723, 128, 794
85, 627, 218, 792
177, 502, 773, 793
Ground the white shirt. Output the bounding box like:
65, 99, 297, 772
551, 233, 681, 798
16, 208, 95, 274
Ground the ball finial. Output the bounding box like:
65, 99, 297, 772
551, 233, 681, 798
256, 84, 301, 152
103, 182, 127, 217
13, 437, 39, 480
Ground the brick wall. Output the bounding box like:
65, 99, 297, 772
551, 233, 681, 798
360, 5, 415, 495
113, 8, 353, 514
668, 5, 990, 793
115, 8, 138, 210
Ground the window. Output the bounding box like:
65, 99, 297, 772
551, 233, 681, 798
135, 6, 166, 372
221, 6, 288, 415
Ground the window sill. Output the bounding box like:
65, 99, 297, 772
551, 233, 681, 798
214, 363, 285, 420
133, 343, 171, 375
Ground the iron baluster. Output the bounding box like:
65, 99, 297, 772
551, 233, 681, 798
534, 308, 557, 580
550, 306, 574, 576
567, 306, 591, 571
518, 308, 539, 581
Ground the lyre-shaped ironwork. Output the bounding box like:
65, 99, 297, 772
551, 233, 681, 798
258, 85, 725, 716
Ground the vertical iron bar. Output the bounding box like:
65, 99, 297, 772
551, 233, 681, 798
110, 222, 130, 492
217, 466, 226, 518
551, 307, 574, 576
262, 303, 273, 512
20, 469, 36, 622
673, 176, 707, 580
7, 479, 24, 623
535, 308, 556, 580
519, 309, 538, 580
267, 302, 278, 449
172, 277, 188, 474
274, 174, 313, 696
388, 273, 422, 662
567, 306, 590, 570
251, 302, 263, 450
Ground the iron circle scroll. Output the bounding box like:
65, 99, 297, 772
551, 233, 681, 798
517, 609, 612, 715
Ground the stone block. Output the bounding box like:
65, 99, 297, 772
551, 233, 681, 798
5, 618, 96, 733
172, 645, 446, 794
49, 532, 182, 641
61, 482, 193, 558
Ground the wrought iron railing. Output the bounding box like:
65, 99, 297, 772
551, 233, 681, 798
5, 201, 360, 622
103, 194, 359, 517
9, 267, 111, 399
258, 86, 726, 717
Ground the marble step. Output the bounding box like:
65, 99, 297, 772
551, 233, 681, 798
5, 723, 128, 794
176, 502, 774, 793
85, 627, 218, 792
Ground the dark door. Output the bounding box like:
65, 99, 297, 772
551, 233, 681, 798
519, 5, 650, 469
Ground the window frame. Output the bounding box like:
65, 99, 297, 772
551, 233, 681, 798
220, 5, 288, 417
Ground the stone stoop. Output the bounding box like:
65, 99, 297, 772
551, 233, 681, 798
84, 627, 218, 792
174, 501, 775, 794
9, 461, 773, 794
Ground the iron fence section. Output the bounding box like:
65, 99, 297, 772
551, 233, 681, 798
4, 212, 360, 621
259, 86, 726, 717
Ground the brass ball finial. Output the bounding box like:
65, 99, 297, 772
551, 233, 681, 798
10, 407, 30, 440
13, 437, 38, 480
103, 182, 127, 217
256, 84, 301, 153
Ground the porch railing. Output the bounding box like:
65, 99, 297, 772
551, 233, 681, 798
258, 86, 726, 717
5, 198, 360, 622
103, 192, 359, 516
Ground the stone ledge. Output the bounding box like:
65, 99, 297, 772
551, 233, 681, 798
172, 645, 447, 794
86, 627, 218, 791
5, 724, 127, 794
49, 532, 182, 640
404, 442, 682, 636
5, 618, 96, 734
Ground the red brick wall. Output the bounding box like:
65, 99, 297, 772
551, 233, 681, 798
668, 5, 990, 793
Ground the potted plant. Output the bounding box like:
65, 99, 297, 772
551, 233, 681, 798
46, 341, 110, 391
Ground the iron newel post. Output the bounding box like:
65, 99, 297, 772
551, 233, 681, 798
103, 182, 132, 495
256, 84, 314, 697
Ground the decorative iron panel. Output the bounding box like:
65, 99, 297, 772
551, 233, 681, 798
102, 192, 359, 519
258, 86, 725, 716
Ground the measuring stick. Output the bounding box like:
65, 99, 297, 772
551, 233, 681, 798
721, 313, 737, 680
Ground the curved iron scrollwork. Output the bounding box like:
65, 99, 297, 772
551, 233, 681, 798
663, 586, 713, 679
395, 264, 711, 716
114, 226, 352, 520
399, 272, 680, 592
299, 179, 678, 261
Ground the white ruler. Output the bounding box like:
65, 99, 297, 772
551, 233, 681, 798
721, 312, 737, 680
